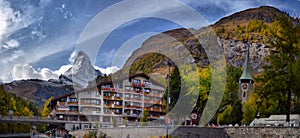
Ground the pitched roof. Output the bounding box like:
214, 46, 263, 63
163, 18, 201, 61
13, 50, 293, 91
240, 46, 253, 81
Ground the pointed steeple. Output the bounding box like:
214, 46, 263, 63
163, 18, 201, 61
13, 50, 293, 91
240, 46, 253, 83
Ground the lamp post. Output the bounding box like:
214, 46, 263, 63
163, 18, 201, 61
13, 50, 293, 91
166, 60, 173, 138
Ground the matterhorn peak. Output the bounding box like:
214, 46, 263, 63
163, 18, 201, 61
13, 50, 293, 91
63, 50, 101, 88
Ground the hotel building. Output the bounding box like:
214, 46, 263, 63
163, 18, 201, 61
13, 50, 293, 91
49, 73, 166, 130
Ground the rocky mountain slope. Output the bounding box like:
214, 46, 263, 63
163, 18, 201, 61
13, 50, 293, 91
116, 6, 298, 78
3, 79, 73, 106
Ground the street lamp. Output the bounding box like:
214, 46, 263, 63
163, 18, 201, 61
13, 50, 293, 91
166, 60, 174, 138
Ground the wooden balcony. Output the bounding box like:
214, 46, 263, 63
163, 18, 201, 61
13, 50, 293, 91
67, 102, 78, 105
58, 102, 66, 105
56, 110, 67, 113
68, 110, 79, 114
113, 105, 123, 109
153, 93, 162, 97
103, 96, 113, 100
124, 105, 142, 109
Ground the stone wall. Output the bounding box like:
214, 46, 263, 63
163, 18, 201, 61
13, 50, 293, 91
70, 126, 300, 138
224, 127, 300, 138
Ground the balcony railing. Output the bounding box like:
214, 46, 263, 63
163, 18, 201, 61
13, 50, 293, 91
80, 103, 101, 106
123, 113, 141, 117
132, 83, 145, 87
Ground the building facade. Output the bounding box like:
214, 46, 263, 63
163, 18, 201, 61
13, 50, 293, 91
49, 73, 165, 130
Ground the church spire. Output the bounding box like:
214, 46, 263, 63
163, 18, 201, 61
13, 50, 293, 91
240, 46, 253, 83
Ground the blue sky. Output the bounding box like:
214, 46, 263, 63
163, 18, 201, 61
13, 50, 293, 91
0, 0, 300, 82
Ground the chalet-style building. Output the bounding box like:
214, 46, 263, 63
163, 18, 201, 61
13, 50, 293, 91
49, 73, 165, 130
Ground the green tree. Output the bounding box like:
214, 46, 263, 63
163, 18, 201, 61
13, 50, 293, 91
141, 110, 149, 126
41, 97, 53, 117
112, 116, 117, 127
252, 16, 300, 122
9, 97, 17, 112
218, 64, 243, 125
23, 107, 34, 116
123, 117, 128, 127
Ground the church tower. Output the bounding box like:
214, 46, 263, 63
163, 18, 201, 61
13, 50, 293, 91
239, 46, 254, 107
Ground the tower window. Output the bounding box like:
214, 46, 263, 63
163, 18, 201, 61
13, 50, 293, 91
243, 92, 246, 97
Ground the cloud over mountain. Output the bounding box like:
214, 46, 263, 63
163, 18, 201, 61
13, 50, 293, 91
11, 64, 71, 81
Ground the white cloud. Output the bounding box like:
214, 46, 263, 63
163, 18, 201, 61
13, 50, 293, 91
0, 1, 15, 42
54, 64, 72, 75
94, 66, 120, 75
4, 39, 20, 48
11, 63, 72, 81
68, 50, 77, 64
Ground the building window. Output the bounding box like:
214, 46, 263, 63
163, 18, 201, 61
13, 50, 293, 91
153, 90, 159, 94
91, 99, 100, 104
69, 106, 78, 111
104, 108, 110, 113
82, 99, 90, 103
103, 116, 111, 122
59, 98, 66, 102
69, 116, 78, 121
133, 94, 140, 99
144, 88, 151, 93
153, 97, 158, 101
81, 107, 89, 112
133, 102, 140, 107
69, 98, 77, 102
114, 101, 121, 105
124, 109, 130, 115
145, 103, 151, 107
145, 96, 150, 101
153, 112, 159, 116
133, 79, 141, 84
104, 100, 110, 105
83, 91, 88, 95
134, 87, 140, 92
104, 84, 111, 88
92, 107, 100, 112
125, 94, 130, 99
114, 109, 121, 114
114, 84, 120, 88
133, 110, 140, 115
144, 81, 150, 84
125, 102, 130, 107
125, 86, 131, 91
115, 93, 120, 98
104, 92, 110, 97
92, 91, 99, 96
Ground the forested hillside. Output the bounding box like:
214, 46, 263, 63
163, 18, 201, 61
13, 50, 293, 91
0, 85, 40, 133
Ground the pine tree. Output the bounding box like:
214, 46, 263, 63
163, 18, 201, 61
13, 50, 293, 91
254, 16, 300, 121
